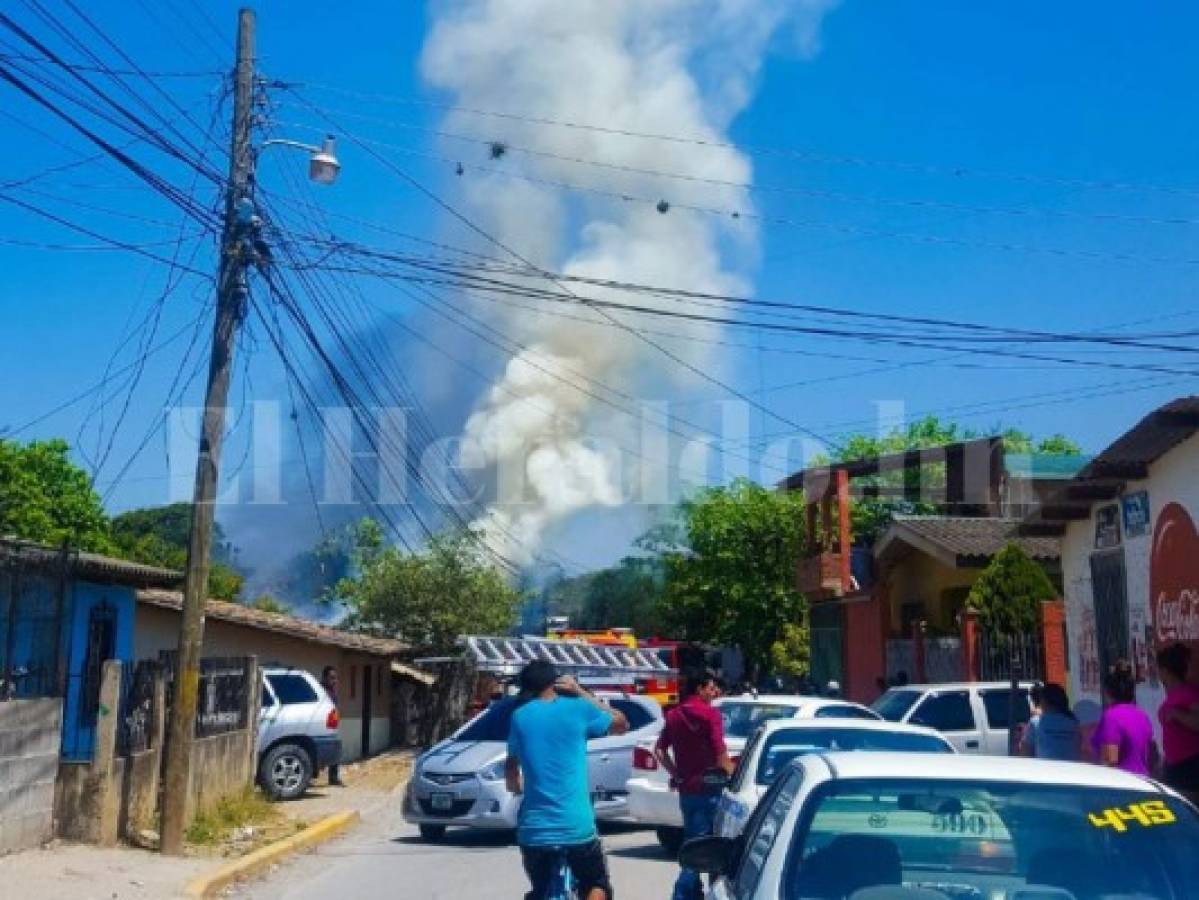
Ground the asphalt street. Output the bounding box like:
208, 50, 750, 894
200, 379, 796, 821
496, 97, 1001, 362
236, 808, 678, 900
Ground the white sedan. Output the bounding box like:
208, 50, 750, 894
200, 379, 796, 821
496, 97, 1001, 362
625, 694, 880, 852
713, 718, 954, 838
682, 753, 1199, 899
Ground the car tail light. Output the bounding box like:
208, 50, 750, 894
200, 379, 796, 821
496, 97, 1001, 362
326, 708, 340, 730
633, 746, 657, 771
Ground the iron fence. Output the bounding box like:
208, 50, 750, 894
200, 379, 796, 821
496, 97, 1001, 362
118, 659, 161, 756
162, 653, 252, 738
977, 631, 1044, 682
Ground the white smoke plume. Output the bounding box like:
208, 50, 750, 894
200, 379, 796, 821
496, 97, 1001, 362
421, 0, 839, 565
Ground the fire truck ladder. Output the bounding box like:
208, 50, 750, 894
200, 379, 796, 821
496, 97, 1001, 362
462, 635, 674, 685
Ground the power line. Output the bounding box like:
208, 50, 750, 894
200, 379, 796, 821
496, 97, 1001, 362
273, 106, 1199, 229
292, 80, 1199, 198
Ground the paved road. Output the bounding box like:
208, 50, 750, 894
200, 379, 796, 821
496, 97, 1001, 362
237, 809, 678, 900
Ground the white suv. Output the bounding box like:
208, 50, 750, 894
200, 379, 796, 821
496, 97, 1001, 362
257, 667, 342, 800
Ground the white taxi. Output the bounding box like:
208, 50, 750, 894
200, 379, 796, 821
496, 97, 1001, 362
681, 753, 1199, 899
713, 718, 953, 838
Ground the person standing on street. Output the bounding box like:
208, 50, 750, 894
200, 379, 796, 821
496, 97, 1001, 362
1155, 643, 1199, 802
1092, 660, 1155, 775
505, 660, 629, 900
655, 669, 735, 900
320, 666, 344, 787
1019, 683, 1081, 761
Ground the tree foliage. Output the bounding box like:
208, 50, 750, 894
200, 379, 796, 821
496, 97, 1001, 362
657, 479, 809, 677
109, 503, 243, 601
573, 556, 666, 635
335, 530, 523, 651
0, 438, 111, 552
966, 543, 1057, 636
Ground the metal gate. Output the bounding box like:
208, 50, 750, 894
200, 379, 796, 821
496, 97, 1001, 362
1090, 550, 1129, 678
62, 600, 117, 760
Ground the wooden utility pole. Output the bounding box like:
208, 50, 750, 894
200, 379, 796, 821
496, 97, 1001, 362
160, 7, 256, 855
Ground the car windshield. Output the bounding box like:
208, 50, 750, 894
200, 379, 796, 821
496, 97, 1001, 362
872, 689, 922, 722
756, 729, 951, 784
456, 698, 517, 742
783, 779, 1199, 900
721, 702, 800, 739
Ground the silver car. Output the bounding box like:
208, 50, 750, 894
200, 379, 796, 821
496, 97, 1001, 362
402, 692, 662, 840
257, 667, 342, 800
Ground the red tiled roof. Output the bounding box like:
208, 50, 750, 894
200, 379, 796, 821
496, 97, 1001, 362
137, 589, 406, 657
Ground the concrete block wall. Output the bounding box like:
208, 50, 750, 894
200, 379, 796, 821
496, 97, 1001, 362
0, 698, 62, 853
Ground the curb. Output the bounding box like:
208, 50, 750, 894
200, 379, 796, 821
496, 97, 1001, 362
183, 810, 361, 898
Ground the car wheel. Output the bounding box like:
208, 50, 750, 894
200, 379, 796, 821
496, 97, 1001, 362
419, 825, 447, 842
260, 743, 313, 801
656, 826, 683, 856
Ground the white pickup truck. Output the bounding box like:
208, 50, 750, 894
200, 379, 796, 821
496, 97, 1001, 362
871, 681, 1035, 754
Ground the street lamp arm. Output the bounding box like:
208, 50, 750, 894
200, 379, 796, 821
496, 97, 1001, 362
260, 138, 323, 153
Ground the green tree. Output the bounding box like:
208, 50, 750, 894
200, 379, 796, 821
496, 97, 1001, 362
576, 556, 666, 635
657, 479, 809, 678
0, 438, 111, 551
109, 503, 244, 601
335, 531, 523, 651
770, 622, 812, 677
966, 543, 1057, 636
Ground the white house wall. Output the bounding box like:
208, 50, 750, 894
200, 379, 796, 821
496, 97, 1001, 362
1063, 431, 1199, 737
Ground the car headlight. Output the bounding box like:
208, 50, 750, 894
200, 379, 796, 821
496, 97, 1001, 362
479, 759, 506, 782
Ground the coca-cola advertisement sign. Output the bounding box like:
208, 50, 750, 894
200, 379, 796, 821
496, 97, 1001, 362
1150, 502, 1199, 648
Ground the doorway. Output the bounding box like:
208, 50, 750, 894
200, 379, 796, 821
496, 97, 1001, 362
1090, 549, 1129, 678
361, 664, 373, 758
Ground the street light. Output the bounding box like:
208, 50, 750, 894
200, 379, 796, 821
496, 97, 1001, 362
260, 134, 341, 184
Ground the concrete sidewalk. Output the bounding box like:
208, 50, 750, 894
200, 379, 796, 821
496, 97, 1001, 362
0, 750, 414, 900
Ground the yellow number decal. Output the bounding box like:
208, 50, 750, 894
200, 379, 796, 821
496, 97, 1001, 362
1088, 808, 1128, 832
1141, 800, 1176, 826
1089, 801, 1176, 832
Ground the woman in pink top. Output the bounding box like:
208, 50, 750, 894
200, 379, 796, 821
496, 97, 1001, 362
1155, 643, 1199, 801
1092, 660, 1155, 776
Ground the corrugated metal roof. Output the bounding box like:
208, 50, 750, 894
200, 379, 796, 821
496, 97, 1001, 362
0, 537, 182, 588
881, 515, 1061, 566
137, 589, 406, 657
1023, 396, 1199, 533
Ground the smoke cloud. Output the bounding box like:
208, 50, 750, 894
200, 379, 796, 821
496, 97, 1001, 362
421, 0, 838, 565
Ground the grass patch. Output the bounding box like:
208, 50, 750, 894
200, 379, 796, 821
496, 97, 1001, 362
186, 788, 278, 847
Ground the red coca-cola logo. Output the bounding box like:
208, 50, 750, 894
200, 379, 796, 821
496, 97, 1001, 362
1150, 502, 1199, 647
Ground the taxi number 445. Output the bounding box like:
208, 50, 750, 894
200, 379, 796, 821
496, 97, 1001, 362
1088, 800, 1175, 833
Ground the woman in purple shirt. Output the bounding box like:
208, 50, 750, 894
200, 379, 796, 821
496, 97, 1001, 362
1092, 660, 1155, 776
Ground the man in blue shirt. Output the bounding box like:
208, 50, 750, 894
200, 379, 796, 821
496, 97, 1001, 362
506, 660, 629, 900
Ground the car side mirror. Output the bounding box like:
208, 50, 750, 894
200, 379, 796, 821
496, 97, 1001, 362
679, 835, 740, 875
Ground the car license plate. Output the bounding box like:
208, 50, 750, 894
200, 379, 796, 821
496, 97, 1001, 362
431, 793, 454, 811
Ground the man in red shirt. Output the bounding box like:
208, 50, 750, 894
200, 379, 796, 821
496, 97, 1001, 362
655, 670, 735, 900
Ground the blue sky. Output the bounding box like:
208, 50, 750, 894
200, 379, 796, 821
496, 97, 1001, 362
2, 1, 1198, 572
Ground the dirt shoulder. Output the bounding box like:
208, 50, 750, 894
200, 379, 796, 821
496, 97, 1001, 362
0, 750, 416, 900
